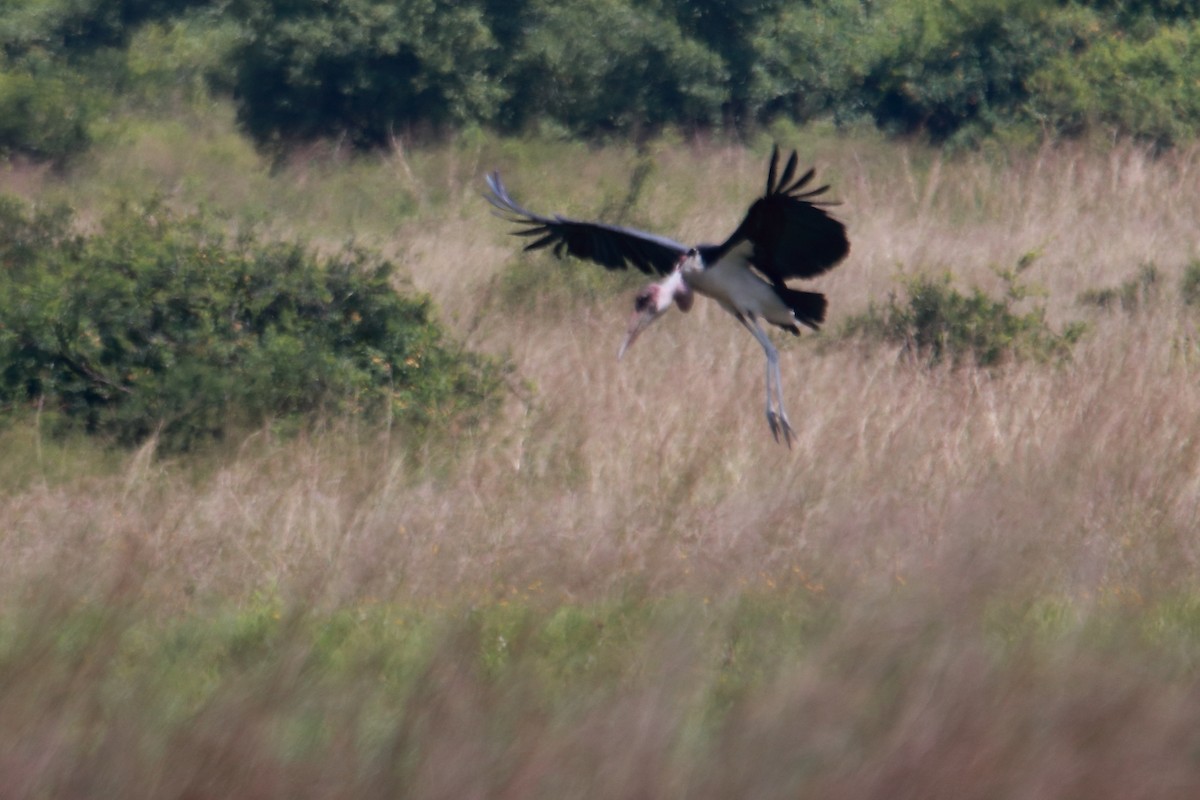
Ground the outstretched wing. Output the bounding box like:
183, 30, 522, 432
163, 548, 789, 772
485, 172, 687, 276
715, 147, 849, 284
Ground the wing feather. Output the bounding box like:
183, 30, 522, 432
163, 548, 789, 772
715, 150, 850, 283
766, 145, 780, 196
777, 151, 799, 193
524, 233, 559, 251
485, 172, 686, 276
784, 167, 816, 195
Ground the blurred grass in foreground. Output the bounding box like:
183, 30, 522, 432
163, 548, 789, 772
5, 582, 1200, 799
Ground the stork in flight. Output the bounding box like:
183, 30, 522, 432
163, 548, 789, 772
485, 147, 850, 447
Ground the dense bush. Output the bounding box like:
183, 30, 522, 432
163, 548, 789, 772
858, 0, 1100, 147
0, 0, 211, 54
0, 0, 219, 160
230, 0, 506, 147
0, 198, 502, 451
220, 0, 1200, 147
843, 264, 1086, 368
741, 0, 873, 125
502, 0, 727, 135
1031, 19, 1200, 148
0, 61, 95, 161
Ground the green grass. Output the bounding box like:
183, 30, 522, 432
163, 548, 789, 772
5, 589, 1200, 797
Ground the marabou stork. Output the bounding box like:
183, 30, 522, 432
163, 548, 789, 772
485, 147, 849, 446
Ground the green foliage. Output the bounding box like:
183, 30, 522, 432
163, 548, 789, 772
0, 0, 222, 160
743, 0, 874, 125
671, 0, 790, 123
0, 0, 212, 55
0, 57, 99, 160
122, 12, 240, 111
217, 0, 1200, 149
1080, 0, 1200, 26
857, 0, 1096, 148
844, 261, 1086, 368
8, 0, 1200, 155
1078, 263, 1161, 312
505, 0, 727, 136
8, 579, 1200, 797
1032, 19, 1200, 147
230, 0, 506, 147
0, 197, 502, 451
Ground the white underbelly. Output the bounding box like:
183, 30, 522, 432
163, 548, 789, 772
684, 259, 794, 327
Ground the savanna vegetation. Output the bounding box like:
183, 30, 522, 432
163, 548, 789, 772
5, 0, 1200, 797
6, 0, 1200, 160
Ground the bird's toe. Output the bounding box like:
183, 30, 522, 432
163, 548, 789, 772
766, 411, 784, 445
767, 411, 795, 449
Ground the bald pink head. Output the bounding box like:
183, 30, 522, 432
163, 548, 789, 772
618, 269, 693, 360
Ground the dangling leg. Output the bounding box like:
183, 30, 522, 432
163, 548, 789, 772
739, 315, 795, 448
762, 339, 780, 440
769, 347, 795, 444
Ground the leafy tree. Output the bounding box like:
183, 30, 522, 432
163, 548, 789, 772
1, 0, 213, 56
0, 60, 95, 160
741, 0, 873, 125
1077, 0, 1200, 26
10, 0, 1200, 155
856, 0, 1096, 147
505, 0, 727, 136
1031, 18, 1200, 147
0, 0, 217, 160
664, 0, 788, 124
230, 0, 506, 147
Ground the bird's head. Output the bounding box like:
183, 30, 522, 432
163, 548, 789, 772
618, 269, 693, 360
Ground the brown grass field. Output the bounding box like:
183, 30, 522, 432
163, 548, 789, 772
3, 122, 1200, 797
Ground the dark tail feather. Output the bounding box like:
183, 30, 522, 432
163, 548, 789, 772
778, 287, 826, 333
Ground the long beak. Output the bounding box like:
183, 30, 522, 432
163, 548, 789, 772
618, 308, 660, 360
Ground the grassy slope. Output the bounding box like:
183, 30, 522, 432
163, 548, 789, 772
4, 116, 1200, 797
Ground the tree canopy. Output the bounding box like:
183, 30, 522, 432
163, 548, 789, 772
3, 0, 1200, 158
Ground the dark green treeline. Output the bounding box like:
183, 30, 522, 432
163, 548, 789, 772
3, 0, 1200, 159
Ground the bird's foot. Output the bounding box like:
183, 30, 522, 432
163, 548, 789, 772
766, 411, 795, 449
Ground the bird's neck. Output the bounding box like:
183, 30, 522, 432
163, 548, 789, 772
664, 268, 694, 312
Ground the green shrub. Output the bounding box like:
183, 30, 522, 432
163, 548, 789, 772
0, 197, 502, 451
1078, 264, 1161, 312
843, 261, 1085, 368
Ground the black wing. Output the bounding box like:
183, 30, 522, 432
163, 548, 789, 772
485, 172, 687, 276
714, 147, 849, 284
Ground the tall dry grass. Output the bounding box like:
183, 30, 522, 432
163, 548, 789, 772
3, 130, 1200, 797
